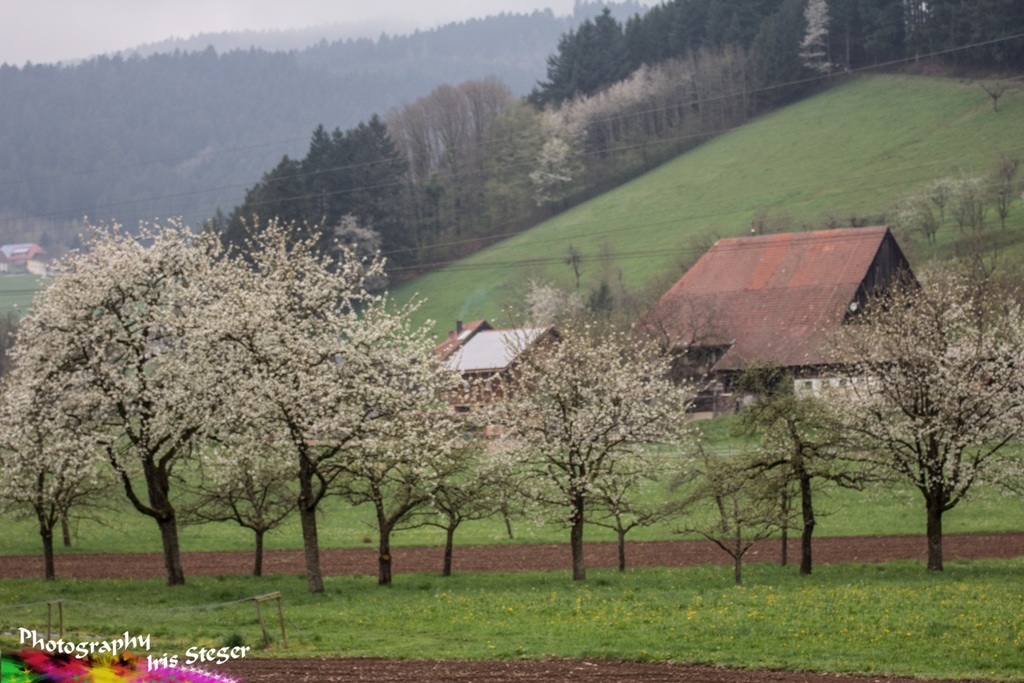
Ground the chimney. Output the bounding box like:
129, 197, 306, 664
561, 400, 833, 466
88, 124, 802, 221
456, 320, 463, 335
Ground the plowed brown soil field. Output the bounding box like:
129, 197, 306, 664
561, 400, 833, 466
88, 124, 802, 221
1, 532, 1021, 579
220, 656, 989, 683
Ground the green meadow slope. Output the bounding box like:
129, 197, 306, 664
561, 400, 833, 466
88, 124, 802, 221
393, 74, 1024, 337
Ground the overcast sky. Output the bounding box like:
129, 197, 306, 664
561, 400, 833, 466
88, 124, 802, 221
1, 0, 583, 66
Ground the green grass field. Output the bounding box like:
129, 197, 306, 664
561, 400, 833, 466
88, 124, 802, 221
6, 418, 1019, 681
0, 274, 44, 316
391, 74, 1024, 337
3, 412, 1020, 674
1, 561, 1021, 680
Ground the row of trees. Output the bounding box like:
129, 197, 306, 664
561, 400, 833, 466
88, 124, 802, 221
0, 221, 460, 591
223, 116, 408, 264
0, 220, 698, 590
3, 224, 1023, 587
6, 1, 1021, 266
227, 46, 761, 271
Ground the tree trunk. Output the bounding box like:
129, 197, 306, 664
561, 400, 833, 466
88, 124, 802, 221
298, 463, 324, 593
503, 511, 514, 539
61, 514, 72, 548
156, 514, 185, 586
926, 497, 944, 571
299, 501, 324, 592
39, 522, 55, 581
253, 529, 264, 577
733, 522, 743, 586
799, 471, 815, 576
778, 487, 791, 566
844, 26, 851, 70
442, 524, 456, 577
617, 528, 627, 572
378, 525, 393, 586
570, 495, 586, 581
140, 465, 186, 586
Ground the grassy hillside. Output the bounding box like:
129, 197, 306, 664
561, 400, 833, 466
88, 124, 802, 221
393, 74, 1024, 337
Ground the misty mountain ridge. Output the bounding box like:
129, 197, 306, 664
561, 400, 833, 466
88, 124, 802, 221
121, 21, 423, 60
0, 2, 646, 245
112, 3, 649, 67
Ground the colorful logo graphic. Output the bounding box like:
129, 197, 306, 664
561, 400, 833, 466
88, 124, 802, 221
1, 649, 239, 682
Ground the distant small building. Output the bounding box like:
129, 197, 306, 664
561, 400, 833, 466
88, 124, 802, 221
638, 226, 913, 414
0, 243, 49, 275
435, 320, 557, 410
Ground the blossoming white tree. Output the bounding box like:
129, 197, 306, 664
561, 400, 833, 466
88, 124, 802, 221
529, 135, 579, 206
489, 322, 693, 580
828, 267, 1024, 570
201, 221, 458, 592
0, 369, 108, 580
10, 221, 224, 586
800, 0, 832, 74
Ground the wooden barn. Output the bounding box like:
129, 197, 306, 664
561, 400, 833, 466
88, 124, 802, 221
639, 226, 913, 414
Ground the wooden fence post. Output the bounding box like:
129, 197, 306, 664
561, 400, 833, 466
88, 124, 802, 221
252, 592, 285, 649
46, 600, 64, 639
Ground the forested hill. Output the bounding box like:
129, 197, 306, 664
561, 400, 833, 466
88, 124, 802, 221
0, 2, 644, 247
4, 0, 1023, 263
221, 0, 1024, 277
